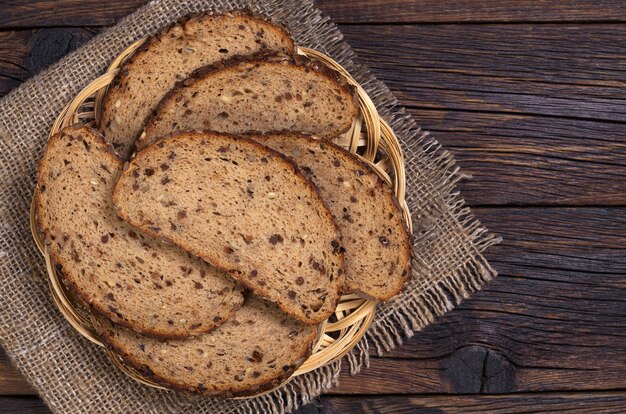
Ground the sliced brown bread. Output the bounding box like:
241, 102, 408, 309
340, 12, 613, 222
99, 11, 295, 158
113, 131, 345, 324
250, 133, 412, 300
35, 125, 244, 338
136, 52, 358, 150
95, 294, 319, 397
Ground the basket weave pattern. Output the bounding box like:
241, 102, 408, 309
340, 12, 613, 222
29, 38, 412, 396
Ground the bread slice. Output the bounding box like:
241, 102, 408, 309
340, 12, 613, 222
95, 295, 319, 397
35, 125, 244, 338
136, 52, 357, 150
250, 133, 412, 300
99, 11, 295, 158
113, 131, 345, 324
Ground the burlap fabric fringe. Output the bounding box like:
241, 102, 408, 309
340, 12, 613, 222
0, 0, 501, 412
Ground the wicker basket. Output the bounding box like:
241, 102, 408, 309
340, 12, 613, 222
29, 37, 412, 397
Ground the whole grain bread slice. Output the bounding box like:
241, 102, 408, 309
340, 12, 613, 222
136, 52, 357, 150
99, 11, 295, 159
113, 131, 345, 324
35, 125, 244, 338
250, 133, 412, 301
95, 294, 319, 397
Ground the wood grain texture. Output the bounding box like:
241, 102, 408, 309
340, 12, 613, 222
330, 208, 626, 394
310, 393, 626, 413
339, 24, 626, 122
0, 0, 147, 28
317, 0, 626, 23
1, 0, 625, 27
3, 26, 626, 208
3, 24, 626, 123
3, 209, 620, 396
2, 1, 626, 413
4, 393, 626, 414
0, 397, 49, 414
411, 109, 626, 206
0, 28, 96, 97
0, 31, 33, 97
0, 351, 33, 395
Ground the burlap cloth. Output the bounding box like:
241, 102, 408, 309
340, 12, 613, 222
0, 0, 501, 412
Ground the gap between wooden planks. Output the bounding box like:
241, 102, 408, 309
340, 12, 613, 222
338, 24, 626, 123
314, 392, 626, 413
2, 25, 626, 207
4, 392, 626, 414
1, 1, 625, 412
2, 208, 625, 396
1, 0, 626, 27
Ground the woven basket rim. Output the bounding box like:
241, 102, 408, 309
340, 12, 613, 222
30, 37, 412, 399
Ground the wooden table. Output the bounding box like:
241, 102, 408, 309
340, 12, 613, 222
2, 1, 626, 412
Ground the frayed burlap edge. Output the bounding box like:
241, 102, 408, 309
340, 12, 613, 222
0, 0, 500, 413
346, 127, 502, 373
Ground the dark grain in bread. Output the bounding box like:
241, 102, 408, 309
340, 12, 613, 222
136, 52, 358, 150
95, 295, 319, 398
99, 11, 295, 158
250, 133, 412, 300
113, 131, 345, 324
35, 125, 244, 338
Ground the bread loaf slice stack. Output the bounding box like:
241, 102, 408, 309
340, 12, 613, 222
96, 294, 319, 397
113, 131, 345, 324
35, 126, 244, 338
136, 52, 358, 150
250, 133, 412, 300
100, 11, 295, 158
35, 9, 415, 398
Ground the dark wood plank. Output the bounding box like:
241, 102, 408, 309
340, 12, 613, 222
0, 31, 33, 97
4, 208, 625, 396
311, 393, 626, 413
0, 28, 97, 97
0, 0, 147, 28
3, 26, 626, 207
411, 109, 626, 206
0, 397, 49, 414
0, 350, 34, 395
1, 0, 626, 27
0, 2, 623, 410
4, 24, 626, 124
4, 393, 626, 414
330, 208, 626, 394
317, 0, 626, 23
339, 24, 626, 123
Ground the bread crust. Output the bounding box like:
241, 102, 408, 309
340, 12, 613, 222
34, 127, 131, 332
250, 132, 413, 300
137, 51, 358, 150
314, 136, 413, 299
99, 10, 296, 157
95, 298, 322, 398
35, 125, 244, 338
113, 131, 346, 324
